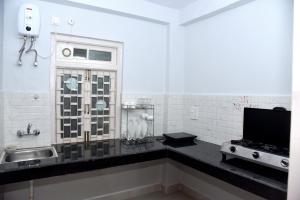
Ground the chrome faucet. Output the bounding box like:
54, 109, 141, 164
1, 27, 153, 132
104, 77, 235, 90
27, 123, 32, 134
17, 123, 40, 137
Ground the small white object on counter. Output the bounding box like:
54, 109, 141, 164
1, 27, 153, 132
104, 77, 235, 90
140, 113, 154, 121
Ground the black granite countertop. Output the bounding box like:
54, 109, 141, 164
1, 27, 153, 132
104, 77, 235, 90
0, 137, 288, 200
165, 140, 287, 200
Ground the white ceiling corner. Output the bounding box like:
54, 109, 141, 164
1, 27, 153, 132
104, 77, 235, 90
145, 0, 198, 9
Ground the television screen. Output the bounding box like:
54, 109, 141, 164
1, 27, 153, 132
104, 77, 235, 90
243, 108, 291, 148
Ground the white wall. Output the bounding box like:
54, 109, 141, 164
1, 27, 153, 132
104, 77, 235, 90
0, 0, 171, 148
0, 0, 294, 146
0, 0, 3, 91
41, 0, 178, 24
2, 0, 168, 94
167, 25, 185, 94
0, 0, 4, 150
180, 0, 253, 25
184, 0, 293, 95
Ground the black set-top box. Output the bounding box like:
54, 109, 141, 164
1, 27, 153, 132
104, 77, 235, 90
163, 132, 197, 147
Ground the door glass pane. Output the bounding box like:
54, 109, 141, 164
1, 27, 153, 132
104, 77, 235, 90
98, 77, 103, 89
98, 118, 103, 128
92, 97, 97, 108
71, 96, 77, 102
71, 119, 77, 130
71, 132, 77, 138
91, 124, 97, 135
92, 75, 97, 82
71, 105, 77, 116
104, 97, 110, 108
64, 126, 70, 138
92, 84, 97, 94
104, 84, 109, 95
78, 125, 81, 136
104, 76, 110, 83
104, 123, 109, 135
64, 98, 70, 110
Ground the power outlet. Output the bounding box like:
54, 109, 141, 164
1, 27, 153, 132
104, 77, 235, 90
190, 106, 199, 120
68, 18, 75, 26
51, 16, 60, 26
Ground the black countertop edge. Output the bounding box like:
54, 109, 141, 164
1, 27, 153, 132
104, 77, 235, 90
167, 150, 287, 200
0, 139, 287, 200
0, 149, 167, 186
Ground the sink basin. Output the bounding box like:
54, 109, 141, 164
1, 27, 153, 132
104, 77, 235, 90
0, 146, 58, 169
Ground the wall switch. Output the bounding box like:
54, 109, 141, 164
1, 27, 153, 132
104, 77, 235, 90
190, 106, 199, 120
51, 16, 60, 26
68, 18, 75, 26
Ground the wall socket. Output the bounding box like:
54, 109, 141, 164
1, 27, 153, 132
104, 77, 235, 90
68, 18, 75, 26
51, 16, 60, 26
190, 105, 199, 120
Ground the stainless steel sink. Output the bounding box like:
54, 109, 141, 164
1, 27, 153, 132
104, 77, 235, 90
0, 146, 58, 169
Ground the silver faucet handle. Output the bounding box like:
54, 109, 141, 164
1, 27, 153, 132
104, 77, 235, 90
27, 123, 32, 134
33, 129, 40, 136
17, 124, 40, 137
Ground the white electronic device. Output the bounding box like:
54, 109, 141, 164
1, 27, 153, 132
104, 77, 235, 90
18, 4, 40, 37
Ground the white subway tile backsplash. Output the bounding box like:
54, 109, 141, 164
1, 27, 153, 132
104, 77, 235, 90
2, 92, 51, 148
183, 95, 291, 145
0, 92, 292, 148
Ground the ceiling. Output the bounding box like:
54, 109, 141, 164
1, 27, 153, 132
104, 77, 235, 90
145, 0, 198, 9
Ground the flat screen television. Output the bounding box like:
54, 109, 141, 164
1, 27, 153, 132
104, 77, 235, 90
243, 108, 291, 148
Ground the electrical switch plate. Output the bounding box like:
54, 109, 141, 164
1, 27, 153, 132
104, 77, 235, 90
51, 16, 60, 26
190, 106, 199, 120
68, 18, 75, 25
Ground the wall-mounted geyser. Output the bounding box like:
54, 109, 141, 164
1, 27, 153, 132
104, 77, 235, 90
17, 3, 40, 66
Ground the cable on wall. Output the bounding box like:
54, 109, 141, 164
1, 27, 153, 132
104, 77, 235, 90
17, 36, 27, 65
25, 36, 38, 66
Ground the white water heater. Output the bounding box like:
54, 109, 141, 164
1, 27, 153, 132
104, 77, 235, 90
18, 4, 40, 37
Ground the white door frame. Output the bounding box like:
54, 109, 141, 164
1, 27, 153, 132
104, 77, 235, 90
50, 33, 123, 144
